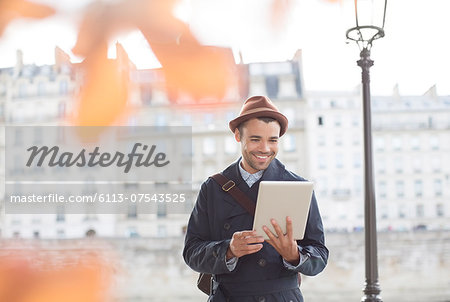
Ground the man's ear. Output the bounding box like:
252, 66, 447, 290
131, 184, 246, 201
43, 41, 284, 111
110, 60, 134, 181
234, 128, 241, 142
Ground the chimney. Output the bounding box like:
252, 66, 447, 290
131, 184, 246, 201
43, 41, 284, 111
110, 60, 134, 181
54, 46, 71, 73
423, 85, 437, 98
116, 42, 136, 72
14, 49, 24, 76
392, 83, 400, 98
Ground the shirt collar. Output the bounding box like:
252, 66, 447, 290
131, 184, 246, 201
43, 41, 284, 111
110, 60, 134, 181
238, 159, 264, 187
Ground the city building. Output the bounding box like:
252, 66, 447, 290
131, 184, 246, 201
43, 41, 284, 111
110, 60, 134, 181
0, 46, 449, 238
307, 86, 450, 231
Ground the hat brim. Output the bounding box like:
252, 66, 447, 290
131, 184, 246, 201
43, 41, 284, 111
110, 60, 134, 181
229, 110, 288, 137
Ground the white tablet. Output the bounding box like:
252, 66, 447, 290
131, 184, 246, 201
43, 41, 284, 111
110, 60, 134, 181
253, 181, 313, 240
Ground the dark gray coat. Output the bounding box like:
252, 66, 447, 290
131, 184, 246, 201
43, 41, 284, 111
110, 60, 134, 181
183, 158, 329, 301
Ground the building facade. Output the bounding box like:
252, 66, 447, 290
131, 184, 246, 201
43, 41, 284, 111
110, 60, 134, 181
0, 47, 449, 238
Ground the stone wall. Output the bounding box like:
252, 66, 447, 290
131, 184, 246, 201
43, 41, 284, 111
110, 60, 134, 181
1, 231, 449, 301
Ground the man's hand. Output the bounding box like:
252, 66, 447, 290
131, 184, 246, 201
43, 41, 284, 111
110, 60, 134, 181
263, 216, 300, 265
226, 230, 264, 260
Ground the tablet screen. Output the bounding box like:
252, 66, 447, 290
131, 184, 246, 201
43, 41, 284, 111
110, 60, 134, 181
253, 181, 313, 240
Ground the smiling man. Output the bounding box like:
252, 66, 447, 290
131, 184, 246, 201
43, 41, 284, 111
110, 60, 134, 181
183, 96, 328, 301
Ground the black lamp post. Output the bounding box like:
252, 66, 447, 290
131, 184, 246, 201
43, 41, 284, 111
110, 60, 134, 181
346, 1, 387, 301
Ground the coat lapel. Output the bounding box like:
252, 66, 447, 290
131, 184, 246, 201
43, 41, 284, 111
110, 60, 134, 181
261, 158, 285, 181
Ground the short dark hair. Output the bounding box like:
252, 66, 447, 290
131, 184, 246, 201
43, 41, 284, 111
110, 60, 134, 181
237, 117, 278, 138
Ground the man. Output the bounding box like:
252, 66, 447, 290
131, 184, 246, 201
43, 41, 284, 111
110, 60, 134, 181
183, 96, 328, 301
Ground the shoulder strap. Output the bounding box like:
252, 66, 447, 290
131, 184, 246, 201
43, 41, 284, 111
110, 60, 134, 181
211, 173, 256, 216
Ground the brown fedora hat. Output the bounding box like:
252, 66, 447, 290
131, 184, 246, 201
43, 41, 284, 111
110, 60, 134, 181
229, 95, 288, 136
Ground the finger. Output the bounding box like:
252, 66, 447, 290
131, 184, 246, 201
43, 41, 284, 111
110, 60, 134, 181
286, 216, 294, 241
242, 236, 265, 245
235, 231, 259, 242
240, 230, 259, 237
270, 219, 285, 238
238, 244, 263, 255
262, 225, 278, 242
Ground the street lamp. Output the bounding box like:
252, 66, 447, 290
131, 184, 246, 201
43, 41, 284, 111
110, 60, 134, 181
346, 1, 387, 302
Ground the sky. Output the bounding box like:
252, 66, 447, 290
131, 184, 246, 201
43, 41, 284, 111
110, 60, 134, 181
0, 0, 449, 96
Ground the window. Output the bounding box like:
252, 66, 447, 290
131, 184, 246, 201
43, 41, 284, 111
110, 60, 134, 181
380, 206, 388, 219
318, 154, 327, 169
265, 76, 279, 98
434, 179, 442, 197
225, 111, 235, 123
335, 135, 343, 146
127, 204, 137, 218
375, 137, 385, 151
396, 181, 404, 198
329, 99, 336, 108
429, 135, 439, 150
335, 153, 344, 169
354, 176, 362, 196
181, 138, 193, 157
436, 204, 444, 217
157, 225, 167, 237
398, 205, 406, 218
140, 85, 152, 105
283, 134, 296, 152
14, 128, 23, 146
33, 127, 43, 144
318, 177, 328, 196
203, 137, 216, 156
59, 80, 68, 95
204, 113, 214, 126
392, 137, 402, 151
58, 102, 66, 118
414, 180, 423, 198
378, 181, 387, 199
157, 203, 167, 217
353, 153, 361, 169
283, 108, 295, 124
412, 156, 422, 172
394, 156, 403, 173
376, 157, 386, 174
318, 116, 324, 126
56, 208, 65, 222
155, 114, 166, 126
416, 204, 424, 218
431, 156, 441, 172
18, 83, 27, 98
317, 135, 326, 147
224, 136, 237, 155
410, 136, 420, 150
334, 116, 342, 127
57, 229, 65, 238
352, 115, 360, 127
37, 82, 46, 96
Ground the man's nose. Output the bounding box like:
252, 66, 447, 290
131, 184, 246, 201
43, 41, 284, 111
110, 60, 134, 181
260, 141, 270, 153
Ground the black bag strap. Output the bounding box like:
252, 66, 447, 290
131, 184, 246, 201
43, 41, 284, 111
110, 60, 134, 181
211, 173, 256, 216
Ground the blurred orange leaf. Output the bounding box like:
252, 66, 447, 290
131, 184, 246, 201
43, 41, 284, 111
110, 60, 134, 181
0, 248, 113, 302
0, 0, 54, 36
72, 0, 234, 120
146, 30, 235, 101
74, 44, 129, 126
270, 0, 294, 29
